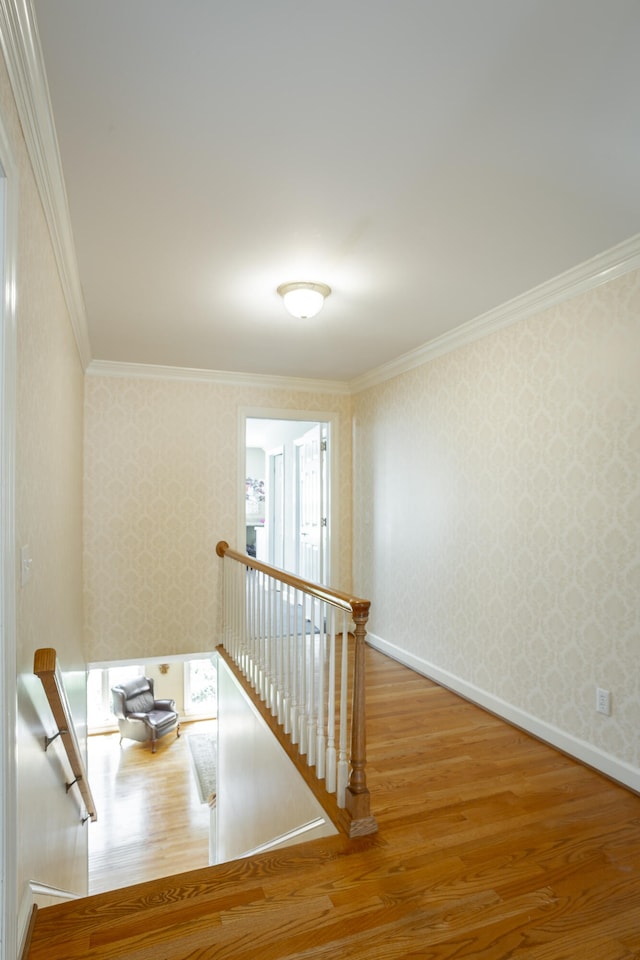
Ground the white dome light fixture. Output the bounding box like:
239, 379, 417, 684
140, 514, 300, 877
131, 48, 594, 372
277, 281, 331, 319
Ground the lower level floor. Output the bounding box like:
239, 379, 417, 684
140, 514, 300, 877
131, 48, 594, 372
29, 647, 640, 959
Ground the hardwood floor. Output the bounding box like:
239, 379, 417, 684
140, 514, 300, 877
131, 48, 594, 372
88, 718, 216, 893
28, 648, 640, 959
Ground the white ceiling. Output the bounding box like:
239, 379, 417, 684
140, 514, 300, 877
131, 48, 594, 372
31, 1, 640, 383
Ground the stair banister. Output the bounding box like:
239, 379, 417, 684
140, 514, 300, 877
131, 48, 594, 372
216, 540, 377, 838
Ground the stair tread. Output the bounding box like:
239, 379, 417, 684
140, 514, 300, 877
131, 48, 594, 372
27, 833, 380, 958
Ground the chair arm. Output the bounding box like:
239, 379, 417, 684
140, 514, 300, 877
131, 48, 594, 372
125, 712, 150, 722
154, 699, 176, 712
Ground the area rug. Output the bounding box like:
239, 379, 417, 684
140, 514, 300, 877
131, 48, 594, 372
187, 733, 217, 805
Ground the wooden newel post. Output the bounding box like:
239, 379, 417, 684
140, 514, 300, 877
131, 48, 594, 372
344, 601, 377, 837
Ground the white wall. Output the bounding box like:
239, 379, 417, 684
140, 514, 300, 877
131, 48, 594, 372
353, 266, 640, 790
215, 658, 336, 863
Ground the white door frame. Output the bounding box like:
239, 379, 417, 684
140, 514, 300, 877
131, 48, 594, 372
266, 445, 284, 568
0, 112, 18, 960
294, 423, 328, 585
238, 408, 340, 586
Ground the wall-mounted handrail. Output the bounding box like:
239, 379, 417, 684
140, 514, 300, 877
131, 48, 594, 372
33, 648, 97, 823
216, 540, 376, 838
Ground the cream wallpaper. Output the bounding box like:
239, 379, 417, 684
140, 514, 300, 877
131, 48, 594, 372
83, 377, 352, 663
353, 268, 640, 775
2, 8, 638, 941
0, 57, 88, 907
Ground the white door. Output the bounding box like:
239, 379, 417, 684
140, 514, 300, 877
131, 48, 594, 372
295, 424, 328, 584
268, 448, 284, 568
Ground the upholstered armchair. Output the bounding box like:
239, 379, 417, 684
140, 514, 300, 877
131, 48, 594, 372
111, 676, 180, 753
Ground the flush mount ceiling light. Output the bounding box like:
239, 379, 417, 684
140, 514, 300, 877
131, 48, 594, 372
277, 281, 331, 319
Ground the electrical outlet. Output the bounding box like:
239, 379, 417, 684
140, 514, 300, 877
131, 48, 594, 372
596, 687, 611, 716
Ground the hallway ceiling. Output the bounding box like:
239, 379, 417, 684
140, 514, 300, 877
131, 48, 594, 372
32, 1, 640, 383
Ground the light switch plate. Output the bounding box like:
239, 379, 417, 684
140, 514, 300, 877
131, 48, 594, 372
20, 544, 33, 586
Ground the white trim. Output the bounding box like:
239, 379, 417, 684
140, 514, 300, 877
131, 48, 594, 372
0, 0, 91, 369
0, 0, 637, 394
240, 817, 328, 858
0, 99, 18, 960
350, 232, 640, 394
16, 886, 34, 960
366, 633, 640, 795
87, 233, 640, 397
88, 651, 217, 671
29, 881, 80, 901
87, 359, 350, 395
17, 880, 81, 960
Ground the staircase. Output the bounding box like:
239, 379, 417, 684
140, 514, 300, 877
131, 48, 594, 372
23, 647, 640, 959
216, 541, 377, 837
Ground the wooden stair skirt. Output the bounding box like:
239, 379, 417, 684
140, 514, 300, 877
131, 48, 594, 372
217, 645, 377, 840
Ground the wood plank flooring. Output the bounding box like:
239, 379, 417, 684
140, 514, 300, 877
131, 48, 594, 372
88, 719, 216, 893
28, 648, 640, 959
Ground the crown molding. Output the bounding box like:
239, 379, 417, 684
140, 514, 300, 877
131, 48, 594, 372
349, 232, 640, 394
0, 0, 91, 369
86, 359, 351, 395
2, 0, 638, 391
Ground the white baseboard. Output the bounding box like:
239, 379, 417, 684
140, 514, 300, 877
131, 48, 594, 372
17, 879, 82, 957
240, 817, 329, 859
16, 885, 34, 960
367, 633, 640, 794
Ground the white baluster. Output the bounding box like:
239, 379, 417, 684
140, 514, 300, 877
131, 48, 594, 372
281, 583, 291, 734
298, 592, 309, 755
267, 576, 276, 713
290, 588, 300, 744
325, 606, 337, 793
258, 571, 266, 699
316, 601, 326, 780
249, 569, 256, 685
233, 561, 239, 663
252, 568, 259, 680
276, 584, 285, 723
307, 597, 317, 767
243, 568, 249, 669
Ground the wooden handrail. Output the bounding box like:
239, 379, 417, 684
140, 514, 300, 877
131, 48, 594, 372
33, 648, 97, 823
216, 540, 376, 837
216, 541, 371, 619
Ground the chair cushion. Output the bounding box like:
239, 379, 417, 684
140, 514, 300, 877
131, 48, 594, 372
145, 709, 178, 731
125, 690, 155, 714
122, 676, 152, 698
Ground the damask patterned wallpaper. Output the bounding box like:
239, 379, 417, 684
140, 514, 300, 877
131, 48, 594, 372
352, 268, 640, 775
83, 377, 352, 663
1, 59, 87, 903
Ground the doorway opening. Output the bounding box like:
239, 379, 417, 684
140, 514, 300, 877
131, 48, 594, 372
242, 411, 338, 586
